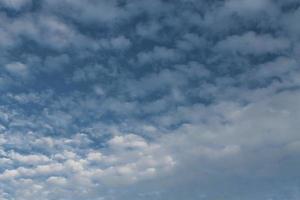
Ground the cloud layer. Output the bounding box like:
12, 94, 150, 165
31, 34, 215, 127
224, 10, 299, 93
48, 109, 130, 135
0, 0, 300, 199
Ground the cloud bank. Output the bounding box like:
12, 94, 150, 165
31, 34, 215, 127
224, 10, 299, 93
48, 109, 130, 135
0, 0, 300, 199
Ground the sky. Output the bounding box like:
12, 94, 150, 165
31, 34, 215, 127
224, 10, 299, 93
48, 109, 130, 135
0, 0, 300, 199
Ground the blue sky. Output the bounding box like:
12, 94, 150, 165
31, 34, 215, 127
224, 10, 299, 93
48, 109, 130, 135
0, 0, 300, 199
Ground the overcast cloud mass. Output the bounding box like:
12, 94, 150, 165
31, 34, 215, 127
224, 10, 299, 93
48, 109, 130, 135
0, 0, 300, 199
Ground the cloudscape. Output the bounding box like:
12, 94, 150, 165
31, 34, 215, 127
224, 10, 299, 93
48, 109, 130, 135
0, 0, 300, 199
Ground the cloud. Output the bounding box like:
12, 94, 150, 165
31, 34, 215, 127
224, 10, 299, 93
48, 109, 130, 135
4, 62, 28, 77
0, 132, 175, 199
137, 46, 182, 65
215, 31, 291, 55
109, 36, 132, 50
136, 20, 162, 40
98, 35, 132, 50
108, 134, 148, 149
0, 0, 300, 199
223, 0, 274, 15
44, 0, 126, 24
47, 176, 67, 185
9, 152, 50, 164
176, 33, 207, 51
0, 0, 32, 10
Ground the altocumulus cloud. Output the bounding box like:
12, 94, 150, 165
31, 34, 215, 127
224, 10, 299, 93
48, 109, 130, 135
0, 0, 300, 200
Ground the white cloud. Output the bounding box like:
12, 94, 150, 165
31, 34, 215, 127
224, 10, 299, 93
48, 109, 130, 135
0, 0, 300, 199
9, 152, 50, 164
108, 134, 148, 149
0, 132, 175, 193
47, 176, 67, 185
87, 151, 102, 162
5, 62, 28, 77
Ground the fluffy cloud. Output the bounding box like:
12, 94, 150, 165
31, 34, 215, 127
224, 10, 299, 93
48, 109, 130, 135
5, 62, 28, 77
0, 0, 300, 200
0, 132, 175, 199
99, 36, 132, 50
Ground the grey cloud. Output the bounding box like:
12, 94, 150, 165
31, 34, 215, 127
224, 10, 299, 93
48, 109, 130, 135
44, 0, 171, 25
215, 31, 291, 55
0, 0, 32, 10
176, 33, 207, 51
98, 35, 132, 50
136, 46, 182, 65
44, 0, 126, 24
223, 0, 276, 16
